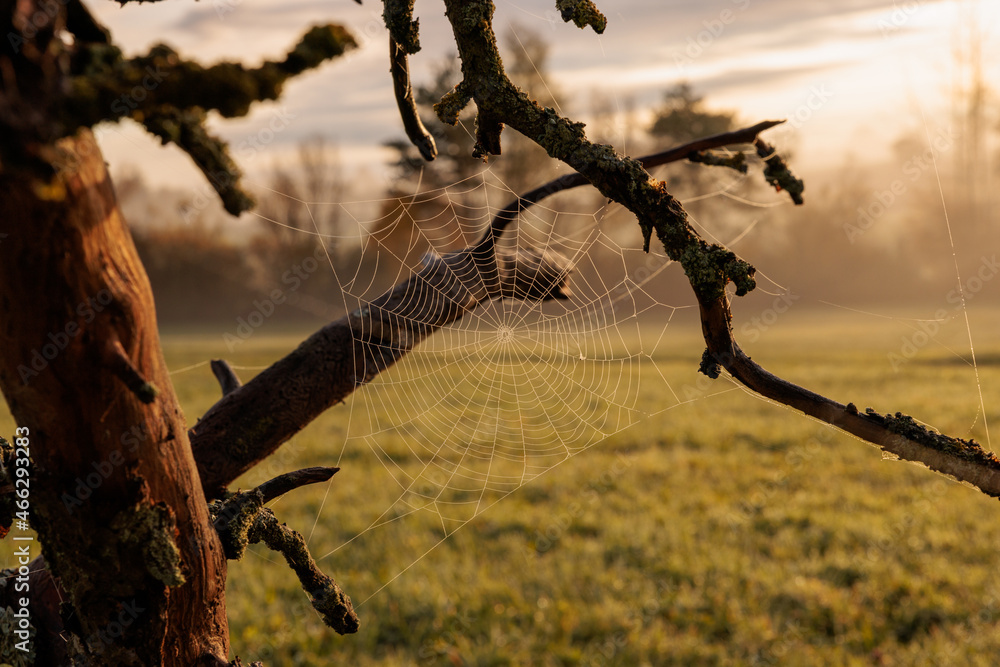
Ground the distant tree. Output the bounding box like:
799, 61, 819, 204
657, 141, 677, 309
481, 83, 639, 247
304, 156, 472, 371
648, 82, 753, 234
251, 136, 347, 317
649, 82, 736, 142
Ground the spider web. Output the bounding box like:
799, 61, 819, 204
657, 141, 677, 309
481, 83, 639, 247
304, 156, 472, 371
232, 159, 777, 603
226, 122, 996, 608
147, 11, 994, 613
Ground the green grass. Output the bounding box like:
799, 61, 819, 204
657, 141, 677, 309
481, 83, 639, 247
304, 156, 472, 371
3, 307, 1000, 665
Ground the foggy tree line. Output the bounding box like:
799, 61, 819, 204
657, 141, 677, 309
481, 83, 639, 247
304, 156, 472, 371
120, 30, 999, 328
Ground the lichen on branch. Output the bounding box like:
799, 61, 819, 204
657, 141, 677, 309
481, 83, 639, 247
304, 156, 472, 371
210, 469, 358, 634
555, 0, 607, 33
867, 409, 1000, 476
688, 149, 747, 173
143, 108, 254, 215
383, 0, 421, 54
755, 138, 804, 204
2, 19, 357, 215
438, 0, 754, 301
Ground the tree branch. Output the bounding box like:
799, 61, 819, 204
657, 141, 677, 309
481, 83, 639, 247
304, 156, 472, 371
210, 470, 358, 635
697, 294, 1000, 496
390, 39, 437, 161
255, 466, 339, 504
190, 244, 571, 497
479, 119, 789, 244
1, 22, 357, 214
431, 2, 1000, 498
755, 137, 804, 205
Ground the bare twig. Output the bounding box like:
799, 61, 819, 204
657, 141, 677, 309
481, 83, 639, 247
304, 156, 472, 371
390, 39, 437, 161
697, 294, 1000, 496
102, 337, 159, 404
255, 466, 339, 504
210, 359, 243, 396
478, 119, 788, 245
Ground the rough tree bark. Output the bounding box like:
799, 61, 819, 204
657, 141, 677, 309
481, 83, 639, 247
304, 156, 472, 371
0, 130, 230, 664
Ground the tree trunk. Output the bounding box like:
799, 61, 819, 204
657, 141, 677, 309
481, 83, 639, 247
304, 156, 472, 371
0, 130, 230, 665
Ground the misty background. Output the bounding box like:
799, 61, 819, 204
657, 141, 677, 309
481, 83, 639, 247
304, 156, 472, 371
104, 6, 999, 329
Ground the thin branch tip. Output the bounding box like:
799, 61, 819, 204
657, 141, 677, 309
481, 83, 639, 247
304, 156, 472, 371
390, 39, 437, 161
255, 466, 342, 504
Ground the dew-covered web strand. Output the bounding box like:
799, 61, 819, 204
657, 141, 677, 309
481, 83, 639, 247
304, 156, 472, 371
918, 102, 992, 449
250, 174, 660, 528
164, 139, 817, 607
189, 133, 841, 613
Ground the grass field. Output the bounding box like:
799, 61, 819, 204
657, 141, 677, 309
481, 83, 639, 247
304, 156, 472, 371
3, 306, 1000, 665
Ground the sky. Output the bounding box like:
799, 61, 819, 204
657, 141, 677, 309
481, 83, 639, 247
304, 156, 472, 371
87, 0, 1000, 199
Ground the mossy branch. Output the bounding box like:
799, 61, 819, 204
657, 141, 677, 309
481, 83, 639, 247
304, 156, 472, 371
211, 468, 358, 635
555, 0, 607, 33
64, 24, 354, 128
143, 108, 254, 216
755, 138, 804, 204
478, 119, 796, 247
2, 22, 357, 214
688, 149, 747, 173
438, 0, 753, 301
436, 0, 1000, 499
250, 508, 359, 634
383, 0, 421, 54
